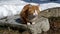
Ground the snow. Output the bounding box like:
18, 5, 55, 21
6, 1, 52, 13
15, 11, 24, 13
0, 0, 60, 18
40, 3, 60, 11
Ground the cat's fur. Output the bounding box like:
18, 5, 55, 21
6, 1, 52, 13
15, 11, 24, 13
20, 4, 40, 25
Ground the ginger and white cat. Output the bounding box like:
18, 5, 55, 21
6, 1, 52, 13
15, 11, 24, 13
20, 4, 40, 25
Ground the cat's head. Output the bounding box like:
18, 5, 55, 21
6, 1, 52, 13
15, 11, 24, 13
20, 4, 40, 20
27, 5, 40, 19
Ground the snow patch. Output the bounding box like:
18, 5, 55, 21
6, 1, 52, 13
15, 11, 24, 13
0, 0, 60, 18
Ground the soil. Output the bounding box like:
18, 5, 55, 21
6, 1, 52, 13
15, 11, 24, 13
47, 17, 60, 34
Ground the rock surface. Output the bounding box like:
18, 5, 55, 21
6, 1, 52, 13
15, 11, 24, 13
0, 14, 50, 34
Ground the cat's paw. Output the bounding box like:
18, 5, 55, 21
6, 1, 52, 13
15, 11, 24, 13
27, 22, 31, 25
32, 22, 35, 25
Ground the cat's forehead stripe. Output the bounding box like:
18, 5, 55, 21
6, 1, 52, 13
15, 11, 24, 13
35, 10, 38, 14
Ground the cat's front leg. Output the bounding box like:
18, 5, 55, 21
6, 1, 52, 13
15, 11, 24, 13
27, 22, 31, 25
27, 22, 36, 25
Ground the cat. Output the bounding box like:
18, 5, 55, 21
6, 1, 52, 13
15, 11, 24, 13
20, 4, 40, 25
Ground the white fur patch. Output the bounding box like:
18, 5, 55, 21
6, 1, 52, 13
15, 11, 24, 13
33, 10, 38, 16
27, 23, 31, 25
